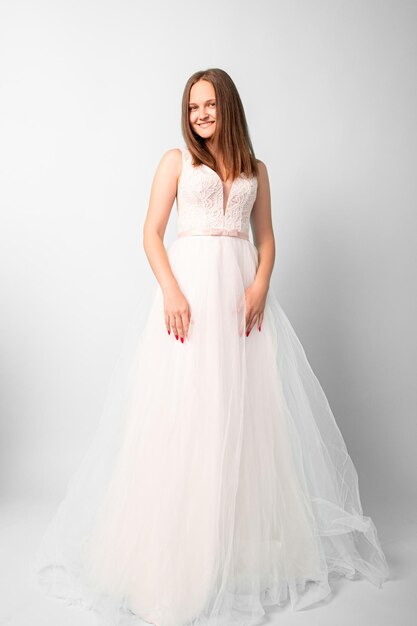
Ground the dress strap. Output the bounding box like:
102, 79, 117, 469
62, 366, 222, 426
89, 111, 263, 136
179, 145, 190, 159
178, 145, 190, 175
177, 146, 189, 187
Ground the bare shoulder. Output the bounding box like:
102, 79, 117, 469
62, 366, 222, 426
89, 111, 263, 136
159, 147, 182, 166
255, 159, 270, 183
165, 147, 182, 158
154, 148, 182, 181
255, 158, 268, 172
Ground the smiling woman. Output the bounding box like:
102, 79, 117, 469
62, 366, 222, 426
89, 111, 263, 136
186, 78, 259, 215
34, 67, 390, 626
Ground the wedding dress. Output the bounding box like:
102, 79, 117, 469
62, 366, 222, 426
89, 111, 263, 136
34, 145, 389, 626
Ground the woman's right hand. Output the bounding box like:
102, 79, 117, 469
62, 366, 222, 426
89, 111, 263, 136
163, 285, 191, 343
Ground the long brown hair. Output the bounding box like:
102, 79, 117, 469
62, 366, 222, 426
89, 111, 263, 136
181, 68, 259, 180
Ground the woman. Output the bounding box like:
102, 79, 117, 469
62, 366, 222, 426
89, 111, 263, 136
34, 68, 389, 626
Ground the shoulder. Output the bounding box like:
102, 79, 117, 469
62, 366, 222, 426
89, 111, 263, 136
254, 158, 269, 180
255, 158, 267, 170
160, 147, 183, 164
155, 148, 184, 177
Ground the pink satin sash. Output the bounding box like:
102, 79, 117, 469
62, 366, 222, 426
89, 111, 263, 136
177, 228, 249, 240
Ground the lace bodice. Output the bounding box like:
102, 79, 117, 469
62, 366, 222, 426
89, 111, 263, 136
176, 146, 258, 236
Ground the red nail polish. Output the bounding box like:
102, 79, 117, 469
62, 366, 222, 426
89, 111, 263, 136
175, 335, 178, 340
180, 337, 184, 343
258, 326, 261, 332
246, 331, 249, 337
167, 329, 171, 334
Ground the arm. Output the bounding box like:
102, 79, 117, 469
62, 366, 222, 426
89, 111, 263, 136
246, 160, 276, 335
142, 148, 190, 342
143, 148, 181, 292
250, 160, 275, 289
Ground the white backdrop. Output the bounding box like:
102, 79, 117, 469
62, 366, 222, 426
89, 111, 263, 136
0, 1, 416, 622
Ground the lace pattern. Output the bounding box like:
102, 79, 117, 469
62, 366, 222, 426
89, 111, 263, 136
176, 146, 258, 235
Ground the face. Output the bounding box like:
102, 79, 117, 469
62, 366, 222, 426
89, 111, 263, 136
189, 80, 217, 142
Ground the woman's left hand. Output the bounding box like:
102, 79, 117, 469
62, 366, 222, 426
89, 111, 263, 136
238, 279, 269, 336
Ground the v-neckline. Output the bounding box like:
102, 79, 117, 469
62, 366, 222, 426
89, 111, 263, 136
184, 147, 243, 217
201, 164, 241, 217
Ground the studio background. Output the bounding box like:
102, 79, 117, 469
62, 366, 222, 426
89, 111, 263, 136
0, 0, 415, 624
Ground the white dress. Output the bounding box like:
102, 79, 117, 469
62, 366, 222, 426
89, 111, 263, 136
34, 146, 389, 626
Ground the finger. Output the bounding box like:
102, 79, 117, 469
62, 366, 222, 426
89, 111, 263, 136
246, 313, 257, 336
165, 313, 171, 335
181, 310, 190, 340
243, 308, 252, 336
246, 307, 253, 331
175, 313, 184, 342
170, 315, 178, 338
258, 312, 264, 331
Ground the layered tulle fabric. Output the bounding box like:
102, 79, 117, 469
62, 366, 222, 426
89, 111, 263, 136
33, 234, 389, 626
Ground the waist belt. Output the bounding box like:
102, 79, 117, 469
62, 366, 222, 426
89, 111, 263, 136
177, 228, 249, 240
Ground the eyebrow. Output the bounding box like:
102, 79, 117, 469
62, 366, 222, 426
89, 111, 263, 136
188, 99, 216, 106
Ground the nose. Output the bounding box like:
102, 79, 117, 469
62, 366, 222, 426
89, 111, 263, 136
199, 108, 210, 121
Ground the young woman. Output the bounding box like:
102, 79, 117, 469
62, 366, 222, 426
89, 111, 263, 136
35, 68, 389, 626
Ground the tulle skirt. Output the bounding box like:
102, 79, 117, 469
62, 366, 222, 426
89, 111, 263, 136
33, 234, 389, 626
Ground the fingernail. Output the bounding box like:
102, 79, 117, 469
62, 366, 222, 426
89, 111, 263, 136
167, 329, 171, 335
175, 335, 178, 340
258, 326, 261, 332
246, 331, 249, 337
180, 337, 184, 343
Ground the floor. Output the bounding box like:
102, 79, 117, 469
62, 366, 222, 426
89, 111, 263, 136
1, 497, 416, 626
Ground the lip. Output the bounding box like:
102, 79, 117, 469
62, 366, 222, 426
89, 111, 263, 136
198, 121, 214, 127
